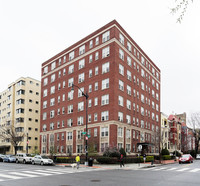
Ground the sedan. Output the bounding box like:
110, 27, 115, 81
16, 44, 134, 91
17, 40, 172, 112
179, 154, 193, 164
3, 155, 16, 163
0, 154, 5, 162
32, 155, 53, 165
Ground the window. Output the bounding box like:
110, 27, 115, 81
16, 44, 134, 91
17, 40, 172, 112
89, 40, 93, 48
119, 64, 124, 75
119, 33, 124, 45
126, 129, 131, 139
78, 87, 84, 97
43, 78, 48, 86
78, 102, 84, 111
43, 89, 47, 97
68, 105, 73, 114
102, 46, 110, 58
127, 70, 132, 81
42, 124, 47, 131
51, 62, 56, 70
95, 67, 99, 75
102, 62, 110, 74
141, 82, 145, 90
88, 114, 91, 123
78, 73, 85, 83
43, 112, 47, 120
68, 91, 74, 100
67, 119, 73, 127
50, 110, 55, 118
43, 66, 48, 75
89, 85, 92, 93
51, 74, 55, 82
127, 99, 131, 110
50, 122, 54, 130
50, 86, 55, 94
119, 80, 124, 91
94, 113, 98, 121
50, 98, 55, 106
126, 115, 131, 124
95, 52, 99, 60
69, 51, 74, 61
127, 41, 132, 52
79, 45, 85, 55
77, 130, 83, 139
43, 101, 47, 109
118, 112, 123, 122
89, 69, 92, 78
94, 128, 97, 136
68, 78, 74, 87
67, 132, 72, 140
89, 54, 93, 63
77, 116, 84, 125
94, 82, 98, 91
102, 31, 110, 42
68, 64, 74, 74
127, 56, 132, 66
118, 127, 123, 137
79, 59, 85, 69
118, 96, 124, 106
102, 78, 109, 90
141, 69, 145, 77
95, 37, 99, 45
101, 111, 109, 121
127, 85, 131, 95
101, 127, 108, 137
94, 97, 98, 106
119, 49, 124, 60
63, 55, 66, 63
101, 94, 109, 105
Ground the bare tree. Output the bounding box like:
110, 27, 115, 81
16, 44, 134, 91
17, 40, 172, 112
171, 0, 194, 23
0, 125, 25, 155
188, 112, 200, 155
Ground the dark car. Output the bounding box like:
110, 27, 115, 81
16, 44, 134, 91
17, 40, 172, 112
3, 155, 16, 163
179, 154, 193, 164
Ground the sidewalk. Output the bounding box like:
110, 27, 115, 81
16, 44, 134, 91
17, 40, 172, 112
56, 159, 177, 170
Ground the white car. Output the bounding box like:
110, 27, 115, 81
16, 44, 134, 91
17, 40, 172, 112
16, 153, 33, 164
196, 154, 200, 159
32, 155, 53, 165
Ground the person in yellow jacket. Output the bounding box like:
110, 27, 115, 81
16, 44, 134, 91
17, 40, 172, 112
75, 154, 80, 169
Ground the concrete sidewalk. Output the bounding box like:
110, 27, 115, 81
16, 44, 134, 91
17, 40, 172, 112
56, 159, 177, 170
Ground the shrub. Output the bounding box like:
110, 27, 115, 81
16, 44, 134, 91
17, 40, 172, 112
140, 156, 154, 162
189, 150, 196, 158
161, 148, 170, 156
162, 155, 171, 160
96, 157, 118, 164
173, 150, 181, 157
103, 147, 120, 158
119, 148, 127, 157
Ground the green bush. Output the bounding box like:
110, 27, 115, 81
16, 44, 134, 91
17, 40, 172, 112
161, 148, 170, 155
173, 150, 181, 157
56, 157, 75, 163
140, 156, 154, 162
103, 147, 120, 157
162, 155, 171, 160
96, 157, 118, 164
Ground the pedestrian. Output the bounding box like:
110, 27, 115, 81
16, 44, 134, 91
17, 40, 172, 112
120, 153, 124, 168
75, 154, 80, 169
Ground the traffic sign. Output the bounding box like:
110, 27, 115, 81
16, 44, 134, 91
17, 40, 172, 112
82, 132, 86, 135
87, 135, 91, 138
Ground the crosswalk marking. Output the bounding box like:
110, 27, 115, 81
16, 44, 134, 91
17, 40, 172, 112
176, 168, 190, 172
166, 168, 177, 171
10, 172, 38, 177
0, 173, 22, 179
189, 168, 200, 172
152, 167, 167, 171
23, 170, 52, 176
34, 169, 64, 174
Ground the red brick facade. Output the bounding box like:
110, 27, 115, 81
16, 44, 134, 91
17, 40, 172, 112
40, 20, 161, 156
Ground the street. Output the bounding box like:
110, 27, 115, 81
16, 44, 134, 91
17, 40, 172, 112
0, 161, 200, 186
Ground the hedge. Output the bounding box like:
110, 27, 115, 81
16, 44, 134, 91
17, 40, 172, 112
162, 155, 171, 160
56, 157, 74, 163
96, 156, 154, 164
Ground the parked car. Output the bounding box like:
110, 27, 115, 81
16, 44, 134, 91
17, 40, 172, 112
196, 154, 200, 159
179, 154, 193, 164
0, 154, 5, 162
32, 155, 53, 165
16, 153, 33, 164
3, 155, 16, 163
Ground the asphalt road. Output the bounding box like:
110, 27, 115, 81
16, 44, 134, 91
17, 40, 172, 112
0, 160, 200, 186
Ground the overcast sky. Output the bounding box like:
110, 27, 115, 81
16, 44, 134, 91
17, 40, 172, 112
0, 0, 199, 117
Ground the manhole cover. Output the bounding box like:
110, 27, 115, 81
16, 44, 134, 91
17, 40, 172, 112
90, 180, 101, 182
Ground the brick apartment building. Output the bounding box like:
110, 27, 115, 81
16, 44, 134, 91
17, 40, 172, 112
40, 20, 161, 156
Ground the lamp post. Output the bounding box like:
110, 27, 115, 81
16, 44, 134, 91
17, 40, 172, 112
71, 84, 89, 165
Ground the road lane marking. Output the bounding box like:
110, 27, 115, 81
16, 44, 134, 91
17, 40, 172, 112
23, 171, 52, 176
176, 168, 190, 172
10, 172, 38, 177
0, 173, 22, 179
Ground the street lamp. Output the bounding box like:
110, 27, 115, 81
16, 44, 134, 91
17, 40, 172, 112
71, 83, 89, 165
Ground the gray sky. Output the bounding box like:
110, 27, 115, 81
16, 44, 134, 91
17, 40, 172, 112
0, 0, 199, 117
